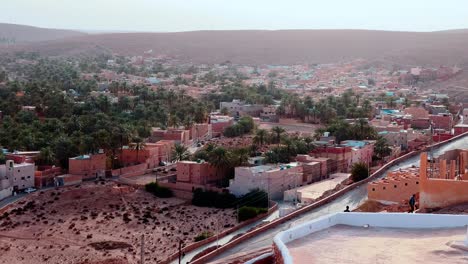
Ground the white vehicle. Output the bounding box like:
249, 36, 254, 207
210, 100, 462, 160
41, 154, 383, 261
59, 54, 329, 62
24, 187, 37, 194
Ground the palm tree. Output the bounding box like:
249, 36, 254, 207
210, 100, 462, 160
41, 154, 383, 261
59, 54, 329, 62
231, 147, 250, 167
131, 136, 146, 163
303, 136, 315, 151
38, 147, 55, 166
167, 114, 180, 129
208, 147, 232, 186
172, 143, 190, 162
253, 129, 268, 146
271, 126, 286, 145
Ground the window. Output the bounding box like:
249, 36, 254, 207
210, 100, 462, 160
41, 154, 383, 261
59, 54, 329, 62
18, 170, 20, 172
416, 181, 419, 184
27, 176, 31, 179
394, 185, 397, 188
372, 188, 375, 191
21, 177, 25, 180
405, 183, 408, 186
383, 187, 386, 190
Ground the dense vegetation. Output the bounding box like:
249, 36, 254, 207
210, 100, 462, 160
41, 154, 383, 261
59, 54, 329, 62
192, 189, 269, 210
144, 182, 173, 198
0, 56, 213, 169
238, 206, 268, 222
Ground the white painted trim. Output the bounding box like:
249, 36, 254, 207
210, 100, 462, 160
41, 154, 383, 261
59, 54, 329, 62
274, 212, 468, 264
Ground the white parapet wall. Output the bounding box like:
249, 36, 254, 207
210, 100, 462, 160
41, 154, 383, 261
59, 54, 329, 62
273, 212, 468, 264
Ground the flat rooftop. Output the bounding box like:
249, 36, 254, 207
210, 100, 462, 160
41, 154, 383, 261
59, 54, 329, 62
287, 225, 467, 264
297, 173, 349, 202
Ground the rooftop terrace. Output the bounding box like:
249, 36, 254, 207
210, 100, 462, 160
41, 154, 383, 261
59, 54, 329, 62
288, 225, 467, 264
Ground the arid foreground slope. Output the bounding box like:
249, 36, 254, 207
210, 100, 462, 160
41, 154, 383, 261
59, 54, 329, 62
0, 182, 236, 264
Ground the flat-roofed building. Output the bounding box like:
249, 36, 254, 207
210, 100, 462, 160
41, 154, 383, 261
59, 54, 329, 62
229, 162, 303, 199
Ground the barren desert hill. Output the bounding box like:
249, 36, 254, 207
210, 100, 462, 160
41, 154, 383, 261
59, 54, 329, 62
4, 26, 468, 65
0, 23, 87, 43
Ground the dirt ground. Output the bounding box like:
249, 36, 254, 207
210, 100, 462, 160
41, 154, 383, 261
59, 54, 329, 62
0, 181, 237, 264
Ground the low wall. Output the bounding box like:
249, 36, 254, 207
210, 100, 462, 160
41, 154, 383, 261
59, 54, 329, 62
160, 201, 278, 264
421, 177, 468, 209
273, 212, 468, 264
111, 163, 148, 177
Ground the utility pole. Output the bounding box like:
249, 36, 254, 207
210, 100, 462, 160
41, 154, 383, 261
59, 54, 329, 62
178, 239, 182, 264
216, 218, 219, 248
140, 234, 144, 264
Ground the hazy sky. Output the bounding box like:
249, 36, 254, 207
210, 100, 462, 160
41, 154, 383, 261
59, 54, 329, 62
2, 0, 468, 32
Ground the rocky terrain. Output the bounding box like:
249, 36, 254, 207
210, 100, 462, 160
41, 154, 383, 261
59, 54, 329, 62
0, 181, 237, 264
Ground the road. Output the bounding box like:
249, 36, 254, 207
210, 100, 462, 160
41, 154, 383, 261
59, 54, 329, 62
174, 135, 468, 264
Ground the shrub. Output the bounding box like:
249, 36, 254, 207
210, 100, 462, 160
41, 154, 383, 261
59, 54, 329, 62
192, 188, 236, 208
236, 189, 268, 208
238, 206, 267, 222
145, 182, 173, 198
351, 162, 369, 182
194, 231, 213, 242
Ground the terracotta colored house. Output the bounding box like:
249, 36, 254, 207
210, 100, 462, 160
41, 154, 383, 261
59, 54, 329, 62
429, 114, 453, 131
367, 167, 420, 203
154, 140, 175, 163
35, 165, 62, 188
209, 115, 234, 137
150, 128, 190, 145
310, 146, 352, 173
190, 123, 211, 141
419, 151, 468, 209
176, 160, 220, 185
68, 154, 106, 179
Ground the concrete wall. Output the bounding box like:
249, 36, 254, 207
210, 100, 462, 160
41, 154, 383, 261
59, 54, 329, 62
274, 212, 468, 264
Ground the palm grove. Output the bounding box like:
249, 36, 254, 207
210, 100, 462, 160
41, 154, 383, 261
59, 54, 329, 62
0, 54, 391, 182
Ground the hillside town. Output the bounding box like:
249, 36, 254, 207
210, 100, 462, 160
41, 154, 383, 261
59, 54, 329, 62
1, 47, 468, 264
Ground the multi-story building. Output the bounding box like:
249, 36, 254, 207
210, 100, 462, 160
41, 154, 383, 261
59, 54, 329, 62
228, 162, 303, 199
341, 140, 374, 166
0, 160, 35, 200
220, 99, 263, 117
176, 160, 219, 185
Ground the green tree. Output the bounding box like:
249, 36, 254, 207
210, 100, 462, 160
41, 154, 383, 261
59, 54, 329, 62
351, 162, 369, 182
271, 126, 286, 144
131, 136, 146, 162
0, 151, 6, 164
208, 147, 232, 185
374, 136, 392, 160
231, 147, 250, 167
37, 147, 56, 166
172, 143, 190, 162
253, 129, 268, 146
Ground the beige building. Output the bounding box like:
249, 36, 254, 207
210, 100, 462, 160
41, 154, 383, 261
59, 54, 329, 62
0, 160, 35, 200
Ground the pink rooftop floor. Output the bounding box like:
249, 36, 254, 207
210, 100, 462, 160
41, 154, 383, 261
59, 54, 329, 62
287, 225, 468, 264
